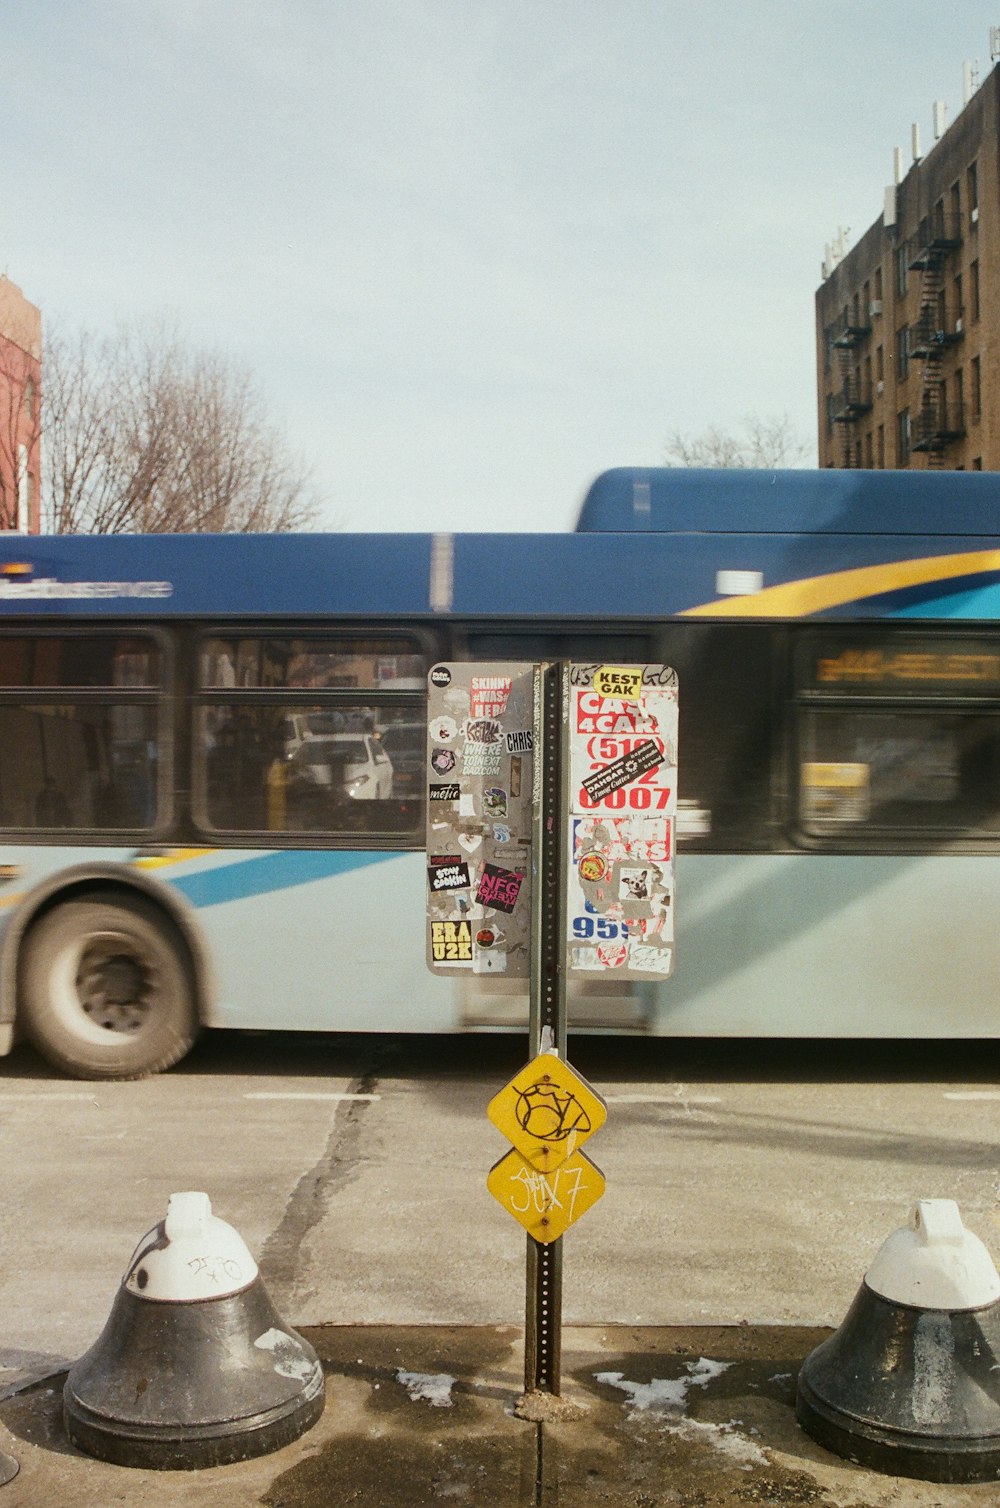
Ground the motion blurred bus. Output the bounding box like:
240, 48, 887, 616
2, 466, 1000, 1078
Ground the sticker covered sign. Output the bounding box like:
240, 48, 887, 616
566, 663, 678, 980
426, 663, 536, 978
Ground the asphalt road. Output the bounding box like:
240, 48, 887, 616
2, 1030, 999, 1400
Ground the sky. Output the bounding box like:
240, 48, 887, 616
3, 3, 997, 533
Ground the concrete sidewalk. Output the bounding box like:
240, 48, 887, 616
2, 1324, 999, 1506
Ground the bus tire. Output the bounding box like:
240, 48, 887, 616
19, 893, 198, 1080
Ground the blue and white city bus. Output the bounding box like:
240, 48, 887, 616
3, 466, 1000, 1078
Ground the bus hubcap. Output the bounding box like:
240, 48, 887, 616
77, 945, 152, 1034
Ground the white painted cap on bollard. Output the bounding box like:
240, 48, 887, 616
864, 1199, 1000, 1312
123, 1191, 259, 1302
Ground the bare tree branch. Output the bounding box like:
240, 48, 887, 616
42, 321, 320, 534
664, 414, 810, 470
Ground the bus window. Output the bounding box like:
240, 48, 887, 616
797, 708, 1000, 836
194, 633, 425, 841
0, 634, 163, 834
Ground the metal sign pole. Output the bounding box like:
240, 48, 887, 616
524, 661, 568, 1399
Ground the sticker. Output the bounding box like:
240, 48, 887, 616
470, 675, 513, 719
463, 744, 502, 777
457, 832, 483, 852
483, 787, 507, 819
465, 718, 502, 745
510, 756, 522, 798
431, 748, 456, 775
429, 782, 460, 802
578, 852, 608, 883
581, 739, 665, 803
619, 867, 652, 902
429, 666, 452, 689
430, 919, 473, 962
476, 864, 524, 914
570, 946, 601, 970
430, 716, 458, 743
594, 666, 642, 701
458, 792, 477, 817
428, 857, 471, 892
628, 943, 674, 974
474, 949, 507, 974
493, 823, 512, 844
476, 926, 505, 948
506, 729, 533, 754
596, 941, 628, 968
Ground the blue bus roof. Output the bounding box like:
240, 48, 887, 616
2, 469, 1000, 622
577, 467, 1000, 536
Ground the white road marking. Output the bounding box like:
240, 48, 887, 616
244, 1091, 381, 1102
604, 1093, 722, 1105
943, 1091, 1000, 1101
0, 1093, 95, 1102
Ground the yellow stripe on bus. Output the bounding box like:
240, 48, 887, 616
132, 848, 216, 871
683, 549, 1000, 618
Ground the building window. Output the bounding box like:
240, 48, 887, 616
973, 457, 983, 470
23, 377, 35, 423
954, 368, 964, 427
896, 325, 910, 381
876, 344, 884, 384
874, 265, 883, 303
970, 259, 980, 321
864, 431, 873, 468
972, 355, 981, 419
954, 273, 963, 326
968, 160, 979, 224
898, 408, 910, 465
951, 180, 961, 226
896, 243, 909, 296
877, 425, 885, 468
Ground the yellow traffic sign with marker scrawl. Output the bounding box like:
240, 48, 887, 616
486, 1051, 607, 1172
487, 1147, 606, 1243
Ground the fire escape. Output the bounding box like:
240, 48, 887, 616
830, 306, 872, 467
909, 210, 964, 467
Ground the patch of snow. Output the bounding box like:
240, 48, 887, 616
595, 1357, 732, 1417
667, 1416, 769, 1469
595, 1361, 768, 1468
396, 1369, 456, 1407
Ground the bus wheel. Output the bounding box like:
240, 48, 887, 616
19, 893, 198, 1080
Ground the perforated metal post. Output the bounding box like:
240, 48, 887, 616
524, 662, 569, 1397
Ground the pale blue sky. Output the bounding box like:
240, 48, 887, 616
3, 3, 995, 531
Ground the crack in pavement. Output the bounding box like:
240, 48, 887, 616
257, 1054, 385, 1304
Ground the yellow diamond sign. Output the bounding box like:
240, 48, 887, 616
487, 1147, 606, 1243
487, 1051, 607, 1171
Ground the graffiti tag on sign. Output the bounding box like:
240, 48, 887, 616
486, 1147, 606, 1243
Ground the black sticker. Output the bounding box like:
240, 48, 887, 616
428, 856, 472, 892
581, 739, 664, 803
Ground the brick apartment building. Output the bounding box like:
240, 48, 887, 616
816, 62, 1000, 471
0, 276, 41, 532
